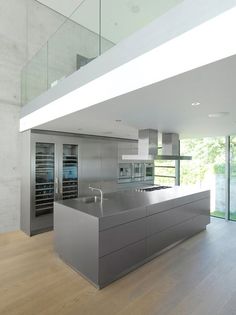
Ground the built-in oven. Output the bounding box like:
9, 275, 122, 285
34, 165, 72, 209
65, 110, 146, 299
132, 163, 144, 182
144, 163, 154, 181
118, 163, 132, 183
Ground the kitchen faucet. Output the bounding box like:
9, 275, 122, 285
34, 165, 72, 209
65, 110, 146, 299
89, 185, 103, 202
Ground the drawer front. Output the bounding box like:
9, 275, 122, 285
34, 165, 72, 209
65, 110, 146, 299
147, 191, 210, 216
147, 198, 210, 236
147, 214, 209, 257
99, 206, 146, 231
99, 218, 146, 257
99, 240, 146, 286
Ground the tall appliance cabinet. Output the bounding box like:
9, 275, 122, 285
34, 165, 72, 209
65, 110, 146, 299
21, 130, 79, 236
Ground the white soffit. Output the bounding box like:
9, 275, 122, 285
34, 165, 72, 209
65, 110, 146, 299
20, 6, 236, 132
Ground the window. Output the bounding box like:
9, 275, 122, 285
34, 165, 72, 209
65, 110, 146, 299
180, 137, 226, 219
154, 160, 177, 186
230, 136, 236, 221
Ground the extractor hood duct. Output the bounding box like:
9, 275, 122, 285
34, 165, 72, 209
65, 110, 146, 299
122, 129, 192, 161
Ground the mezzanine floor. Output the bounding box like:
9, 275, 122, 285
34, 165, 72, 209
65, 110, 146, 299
0, 218, 236, 315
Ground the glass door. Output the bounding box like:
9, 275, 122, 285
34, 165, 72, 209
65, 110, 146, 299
144, 163, 154, 181
133, 163, 143, 182
62, 144, 78, 200
35, 143, 55, 217
180, 137, 226, 219
34, 140, 79, 218
230, 136, 236, 220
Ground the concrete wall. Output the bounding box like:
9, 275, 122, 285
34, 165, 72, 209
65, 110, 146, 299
0, 0, 26, 232
215, 174, 236, 214
0, 0, 69, 233
214, 174, 226, 213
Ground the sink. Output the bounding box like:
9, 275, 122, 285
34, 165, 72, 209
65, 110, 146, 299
80, 196, 100, 204
79, 196, 108, 204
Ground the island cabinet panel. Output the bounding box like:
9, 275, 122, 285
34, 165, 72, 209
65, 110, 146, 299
99, 218, 146, 257
147, 191, 210, 216
99, 206, 146, 231
147, 197, 210, 236
99, 240, 146, 286
54, 203, 99, 285
147, 214, 210, 257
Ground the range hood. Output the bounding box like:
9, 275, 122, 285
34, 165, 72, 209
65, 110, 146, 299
122, 129, 192, 161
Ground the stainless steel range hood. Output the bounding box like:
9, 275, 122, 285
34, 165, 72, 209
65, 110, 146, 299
122, 129, 192, 161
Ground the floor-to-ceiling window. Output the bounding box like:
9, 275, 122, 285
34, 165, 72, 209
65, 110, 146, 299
154, 160, 177, 186
230, 136, 236, 221
180, 137, 226, 219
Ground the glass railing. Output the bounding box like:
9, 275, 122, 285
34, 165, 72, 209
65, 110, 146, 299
21, 43, 48, 105
21, 0, 184, 105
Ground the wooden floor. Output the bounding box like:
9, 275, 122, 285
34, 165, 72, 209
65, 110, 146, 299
1, 218, 236, 315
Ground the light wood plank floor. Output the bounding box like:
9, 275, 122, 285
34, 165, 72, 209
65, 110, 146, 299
1, 218, 236, 315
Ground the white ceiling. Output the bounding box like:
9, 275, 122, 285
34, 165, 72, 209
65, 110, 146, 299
38, 54, 236, 139
37, 0, 183, 43
37, 0, 84, 17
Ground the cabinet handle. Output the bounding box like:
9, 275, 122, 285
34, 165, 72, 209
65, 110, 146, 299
59, 184, 63, 195
55, 177, 58, 194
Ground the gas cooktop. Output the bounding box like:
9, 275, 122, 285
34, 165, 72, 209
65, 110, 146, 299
136, 186, 171, 192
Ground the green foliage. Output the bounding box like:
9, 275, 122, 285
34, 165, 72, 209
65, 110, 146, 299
231, 163, 236, 177
156, 136, 236, 186
211, 210, 225, 219
179, 136, 236, 220
214, 164, 225, 175
180, 137, 226, 185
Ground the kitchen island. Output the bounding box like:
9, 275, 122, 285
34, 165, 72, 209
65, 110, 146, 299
54, 186, 210, 288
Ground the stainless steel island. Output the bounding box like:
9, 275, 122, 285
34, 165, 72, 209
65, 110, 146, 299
54, 186, 210, 288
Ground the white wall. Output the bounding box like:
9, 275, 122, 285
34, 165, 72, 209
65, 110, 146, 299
0, 0, 68, 233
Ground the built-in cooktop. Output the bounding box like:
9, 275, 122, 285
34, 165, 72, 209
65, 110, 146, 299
136, 186, 171, 192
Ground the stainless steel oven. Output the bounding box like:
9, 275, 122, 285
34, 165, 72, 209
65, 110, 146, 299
132, 163, 144, 182
118, 163, 132, 183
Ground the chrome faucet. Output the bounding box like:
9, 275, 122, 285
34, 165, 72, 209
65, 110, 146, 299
89, 185, 103, 202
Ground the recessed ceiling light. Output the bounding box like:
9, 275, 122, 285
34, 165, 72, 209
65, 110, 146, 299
208, 112, 229, 118
131, 5, 140, 13
191, 102, 200, 106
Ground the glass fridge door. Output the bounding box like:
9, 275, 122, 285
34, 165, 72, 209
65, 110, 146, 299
145, 163, 154, 180
62, 144, 78, 200
35, 142, 55, 217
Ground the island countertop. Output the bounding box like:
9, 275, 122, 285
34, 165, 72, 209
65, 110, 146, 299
55, 186, 210, 219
